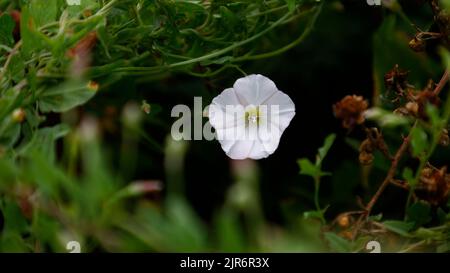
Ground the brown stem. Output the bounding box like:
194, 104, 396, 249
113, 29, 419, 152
365, 129, 413, 214
433, 69, 449, 96
352, 122, 417, 239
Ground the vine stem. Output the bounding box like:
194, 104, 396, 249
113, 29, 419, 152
90, 4, 322, 77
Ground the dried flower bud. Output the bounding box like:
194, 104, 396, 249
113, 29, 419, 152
409, 37, 426, 52
337, 215, 351, 228
384, 65, 409, 94
439, 129, 449, 147
333, 95, 369, 129
405, 101, 419, 116
415, 166, 449, 206
359, 139, 374, 165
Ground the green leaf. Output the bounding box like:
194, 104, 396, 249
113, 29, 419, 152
426, 104, 441, 128
20, 5, 51, 56
402, 167, 415, 186
39, 80, 98, 113
383, 220, 414, 237
285, 0, 296, 12
28, 0, 58, 27
303, 206, 328, 221
410, 126, 428, 157
18, 124, 70, 162
406, 202, 431, 228
316, 133, 336, 166
324, 232, 352, 253
298, 158, 321, 178
0, 14, 15, 47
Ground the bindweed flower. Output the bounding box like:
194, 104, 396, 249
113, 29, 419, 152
208, 74, 295, 160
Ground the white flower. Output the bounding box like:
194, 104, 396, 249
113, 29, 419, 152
208, 74, 295, 160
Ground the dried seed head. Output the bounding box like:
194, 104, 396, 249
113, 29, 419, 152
414, 88, 441, 119
415, 166, 449, 206
384, 65, 409, 94
333, 95, 369, 129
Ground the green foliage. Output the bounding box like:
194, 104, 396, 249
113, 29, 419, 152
0, 14, 15, 47
298, 134, 336, 223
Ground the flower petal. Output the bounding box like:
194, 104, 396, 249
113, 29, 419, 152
233, 74, 278, 106
263, 91, 296, 132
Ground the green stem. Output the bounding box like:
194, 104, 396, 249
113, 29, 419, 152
235, 5, 321, 62
314, 176, 325, 224
91, 9, 297, 76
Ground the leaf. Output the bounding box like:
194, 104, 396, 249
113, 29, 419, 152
39, 80, 98, 113
0, 14, 15, 47
324, 232, 352, 253
364, 107, 410, 127
426, 104, 440, 128
303, 206, 328, 221
402, 167, 415, 186
20, 5, 51, 56
28, 0, 58, 27
285, 0, 296, 12
298, 158, 321, 178
406, 202, 431, 228
410, 126, 428, 158
18, 124, 70, 162
316, 133, 336, 166
383, 220, 414, 237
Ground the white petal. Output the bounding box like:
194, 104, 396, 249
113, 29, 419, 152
263, 91, 296, 132
211, 88, 241, 110
233, 74, 278, 106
